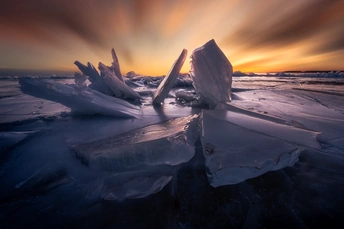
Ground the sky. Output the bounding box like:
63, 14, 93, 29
1, 0, 344, 76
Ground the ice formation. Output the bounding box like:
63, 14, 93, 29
190, 39, 233, 108
98, 62, 142, 102
110, 48, 124, 82
101, 173, 173, 201
16, 41, 324, 194
19, 79, 141, 118
73, 115, 198, 172
74, 61, 113, 95
152, 49, 188, 105
200, 109, 320, 187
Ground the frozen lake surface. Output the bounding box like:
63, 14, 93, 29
0, 75, 343, 228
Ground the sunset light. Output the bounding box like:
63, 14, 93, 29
1, 0, 343, 76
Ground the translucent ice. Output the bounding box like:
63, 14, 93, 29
110, 48, 124, 82
190, 39, 233, 108
19, 79, 141, 118
73, 115, 198, 172
98, 62, 142, 102
200, 109, 320, 187
74, 61, 113, 95
152, 49, 187, 105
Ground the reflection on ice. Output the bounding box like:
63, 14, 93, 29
73, 115, 198, 172
200, 110, 320, 187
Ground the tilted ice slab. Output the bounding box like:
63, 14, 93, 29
190, 39, 233, 108
152, 49, 187, 105
200, 110, 320, 187
98, 62, 141, 102
19, 79, 141, 118
73, 115, 198, 172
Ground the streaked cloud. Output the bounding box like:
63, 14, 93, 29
0, 0, 343, 75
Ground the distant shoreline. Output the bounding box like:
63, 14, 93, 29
284, 70, 343, 73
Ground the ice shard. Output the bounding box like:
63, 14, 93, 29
19, 79, 141, 118
152, 49, 187, 105
73, 115, 198, 172
110, 48, 124, 82
98, 62, 142, 102
190, 39, 233, 108
74, 61, 112, 95
200, 110, 320, 187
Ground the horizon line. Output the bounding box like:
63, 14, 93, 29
0, 68, 343, 77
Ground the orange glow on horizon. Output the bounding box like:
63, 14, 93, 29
1, 0, 343, 76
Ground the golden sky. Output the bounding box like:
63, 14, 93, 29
1, 0, 344, 76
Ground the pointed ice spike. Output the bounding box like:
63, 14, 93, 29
98, 62, 142, 101
152, 49, 187, 105
110, 48, 124, 82
74, 61, 113, 95
74, 61, 101, 84
190, 39, 233, 108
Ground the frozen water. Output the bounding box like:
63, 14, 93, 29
110, 48, 124, 82
152, 49, 187, 105
98, 62, 142, 102
101, 173, 173, 201
73, 115, 198, 172
74, 61, 113, 95
19, 79, 141, 118
200, 109, 320, 187
190, 39, 233, 108
0, 74, 343, 228
0, 131, 36, 154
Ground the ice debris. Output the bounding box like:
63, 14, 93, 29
73, 115, 198, 172
152, 49, 188, 105
19, 79, 141, 118
190, 39, 233, 108
200, 109, 320, 187
74, 61, 113, 95
110, 48, 124, 82
98, 62, 142, 102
